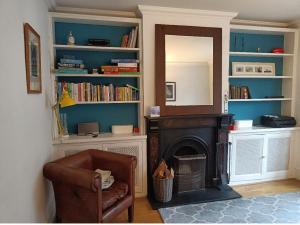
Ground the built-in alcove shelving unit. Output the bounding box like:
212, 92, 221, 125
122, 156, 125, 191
49, 12, 144, 138
228, 24, 299, 125
49, 13, 147, 197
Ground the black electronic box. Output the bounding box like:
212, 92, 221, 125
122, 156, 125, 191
261, 115, 296, 128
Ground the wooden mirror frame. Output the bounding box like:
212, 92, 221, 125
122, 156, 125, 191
155, 24, 222, 116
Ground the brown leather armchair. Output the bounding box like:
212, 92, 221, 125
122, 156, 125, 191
43, 149, 137, 223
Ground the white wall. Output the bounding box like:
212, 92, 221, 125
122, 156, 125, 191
0, 0, 56, 222
166, 62, 211, 105
138, 5, 237, 115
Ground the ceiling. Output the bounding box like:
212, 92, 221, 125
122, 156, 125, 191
53, 0, 300, 23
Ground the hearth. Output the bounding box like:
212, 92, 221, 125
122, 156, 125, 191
145, 114, 241, 209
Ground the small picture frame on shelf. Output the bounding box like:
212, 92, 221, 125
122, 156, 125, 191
150, 106, 160, 117
166, 82, 176, 101
232, 62, 275, 76
24, 23, 42, 93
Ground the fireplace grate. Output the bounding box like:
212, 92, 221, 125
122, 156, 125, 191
173, 154, 206, 193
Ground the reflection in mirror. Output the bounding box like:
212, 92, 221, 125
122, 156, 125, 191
165, 35, 213, 106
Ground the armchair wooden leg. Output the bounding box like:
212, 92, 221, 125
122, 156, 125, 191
128, 205, 134, 222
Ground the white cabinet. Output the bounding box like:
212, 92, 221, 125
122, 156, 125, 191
230, 134, 265, 182
53, 134, 147, 197
101, 141, 147, 195
265, 133, 291, 178
229, 130, 294, 185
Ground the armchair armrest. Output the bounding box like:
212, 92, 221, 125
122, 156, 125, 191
43, 162, 101, 192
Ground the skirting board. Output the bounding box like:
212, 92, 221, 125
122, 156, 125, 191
295, 168, 300, 180
229, 175, 292, 186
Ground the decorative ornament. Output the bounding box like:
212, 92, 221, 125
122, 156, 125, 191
67, 31, 75, 45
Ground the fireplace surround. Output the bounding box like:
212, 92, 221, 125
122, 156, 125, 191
145, 114, 241, 209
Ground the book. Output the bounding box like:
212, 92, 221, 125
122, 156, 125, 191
111, 59, 139, 64
57, 63, 85, 69
101, 65, 138, 73
117, 63, 138, 67
55, 68, 88, 74
102, 71, 120, 75
118, 67, 138, 72
118, 72, 141, 75
57, 82, 139, 102
132, 26, 138, 48
60, 58, 83, 64
101, 66, 119, 72
127, 29, 134, 48
126, 84, 139, 91
229, 85, 251, 99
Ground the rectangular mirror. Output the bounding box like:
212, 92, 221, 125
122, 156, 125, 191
165, 35, 214, 106
155, 24, 222, 116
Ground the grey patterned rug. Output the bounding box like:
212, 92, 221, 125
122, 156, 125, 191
159, 192, 300, 223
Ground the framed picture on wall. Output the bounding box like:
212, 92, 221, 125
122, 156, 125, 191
232, 62, 275, 76
166, 82, 176, 101
24, 23, 42, 93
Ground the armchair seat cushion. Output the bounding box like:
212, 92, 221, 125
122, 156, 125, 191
102, 181, 129, 210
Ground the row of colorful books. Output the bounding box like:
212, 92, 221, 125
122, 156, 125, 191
101, 58, 139, 75
229, 85, 251, 99
56, 56, 88, 74
120, 27, 138, 48
57, 82, 139, 102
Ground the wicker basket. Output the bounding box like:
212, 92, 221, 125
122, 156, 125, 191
152, 175, 173, 202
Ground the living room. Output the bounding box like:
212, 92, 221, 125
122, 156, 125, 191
1, 0, 300, 223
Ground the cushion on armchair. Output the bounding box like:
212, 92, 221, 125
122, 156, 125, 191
102, 181, 129, 210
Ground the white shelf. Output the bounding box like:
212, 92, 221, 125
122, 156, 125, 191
229, 126, 300, 134
230, 24, 298, 35
76, 101, 140, 104
55, 73, 141, 78
54, 44, 140, 52
229, 76, 292, 79
229, 51, 294, 57
51, 12, 141, 27
229, 98, 292, 102
53, 133, 147, 145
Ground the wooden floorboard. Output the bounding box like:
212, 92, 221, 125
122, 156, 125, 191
112, 179, 300, 223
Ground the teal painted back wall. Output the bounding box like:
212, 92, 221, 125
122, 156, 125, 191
229, 32, 285, 124
55, 22, 139, 134
230, 32, 284, 52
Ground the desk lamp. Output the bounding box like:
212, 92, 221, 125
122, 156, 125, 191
53, 89, 76, 136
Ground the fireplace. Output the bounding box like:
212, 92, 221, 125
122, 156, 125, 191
145, 114, 241, 209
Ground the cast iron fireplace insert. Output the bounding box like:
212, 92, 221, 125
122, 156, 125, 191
145, 114, 241, 209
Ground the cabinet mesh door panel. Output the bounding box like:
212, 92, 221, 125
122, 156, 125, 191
267, 137, 290, 172
235, 138, 264, 175
103, 143, 140, 185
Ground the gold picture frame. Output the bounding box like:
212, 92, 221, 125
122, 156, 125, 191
24, 23, 42, 93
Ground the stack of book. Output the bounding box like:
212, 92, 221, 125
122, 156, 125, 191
57, 82, 139, 102
120, 27, 138, 48
101, 59, 140, 75
55, 56, 88, 74
229, 85, 251, 99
